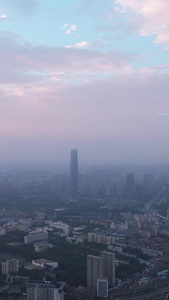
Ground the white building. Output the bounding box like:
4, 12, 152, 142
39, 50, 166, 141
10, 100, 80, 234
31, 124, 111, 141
32, 259, 58, 269
50, 221, 69, 235
24, 230, 48, 244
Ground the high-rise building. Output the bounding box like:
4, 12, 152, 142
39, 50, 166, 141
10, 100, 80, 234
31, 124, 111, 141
87, 255, 101, 289
2, 259, 19, 275
70, 148, 78, 201
97, 277, 108, 298
27, 281, 64, 300
100, 251, 115, 287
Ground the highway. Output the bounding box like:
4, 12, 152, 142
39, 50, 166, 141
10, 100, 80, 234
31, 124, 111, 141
145, 188, 169, 221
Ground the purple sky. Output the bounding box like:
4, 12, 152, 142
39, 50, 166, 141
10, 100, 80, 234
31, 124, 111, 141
0, 0, 169, 164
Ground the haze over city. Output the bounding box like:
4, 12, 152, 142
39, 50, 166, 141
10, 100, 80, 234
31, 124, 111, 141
0, 0, 169, 164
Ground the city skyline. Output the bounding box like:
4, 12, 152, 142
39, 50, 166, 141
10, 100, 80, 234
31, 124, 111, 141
70, 148, 78, 200
0, 1, 169, 164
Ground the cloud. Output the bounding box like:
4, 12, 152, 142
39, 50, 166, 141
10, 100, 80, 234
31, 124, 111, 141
1, 72, 169, 147
0, 31, 143, 89
65, 41, 88, 49
115, 0, 169, 46
63, 24, 69, 29
0, 54, 169, 164
0, 14, 7, 18
63, 24, 78, 35
65, 38, 108, 51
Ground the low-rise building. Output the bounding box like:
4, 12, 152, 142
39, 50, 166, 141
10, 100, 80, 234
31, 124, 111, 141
24, 229, 48, 244
34, 242, 52, 252
32, 259, 58, 269
50, 221, 69, 235
66, 236, 84, 245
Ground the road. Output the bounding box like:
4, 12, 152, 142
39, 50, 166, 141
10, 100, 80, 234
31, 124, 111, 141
145, 188, 169, 221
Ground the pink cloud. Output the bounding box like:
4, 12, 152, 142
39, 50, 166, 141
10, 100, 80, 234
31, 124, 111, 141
115, 0, 169, 46
0, 31, 142, 89
0, 14, 7, 18
65, 41, 88, 49
0, 71, 169, 163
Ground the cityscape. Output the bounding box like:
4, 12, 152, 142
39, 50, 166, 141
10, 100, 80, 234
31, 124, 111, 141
1, 0, 169, 299
0, 149, 169, 299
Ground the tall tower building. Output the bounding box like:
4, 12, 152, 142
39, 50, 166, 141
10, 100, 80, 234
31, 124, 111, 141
87, 255, 101, 289
70, 148, 78, 201
100, 251, 115, 287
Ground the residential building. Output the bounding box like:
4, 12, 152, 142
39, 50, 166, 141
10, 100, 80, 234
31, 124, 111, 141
87, 255, 101, 289
2, 259, 19, 275
100, 251, 115, 287
27, 281, 64, 300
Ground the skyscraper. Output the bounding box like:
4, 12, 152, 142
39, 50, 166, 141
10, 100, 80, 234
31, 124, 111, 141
87, 255, 101, 289
100, 251, 115, 287
70, 148, 78, 201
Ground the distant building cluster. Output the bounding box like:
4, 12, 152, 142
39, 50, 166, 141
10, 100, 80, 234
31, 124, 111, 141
0, 170, 13, 193
0, 151, 169, 299
110, 221, 128, 231
0, 149, 159, 202
88, 232, 115, 245
134, 212, 159, 238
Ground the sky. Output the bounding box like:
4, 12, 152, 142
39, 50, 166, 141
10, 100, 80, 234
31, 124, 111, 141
0, 0, 169, 165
